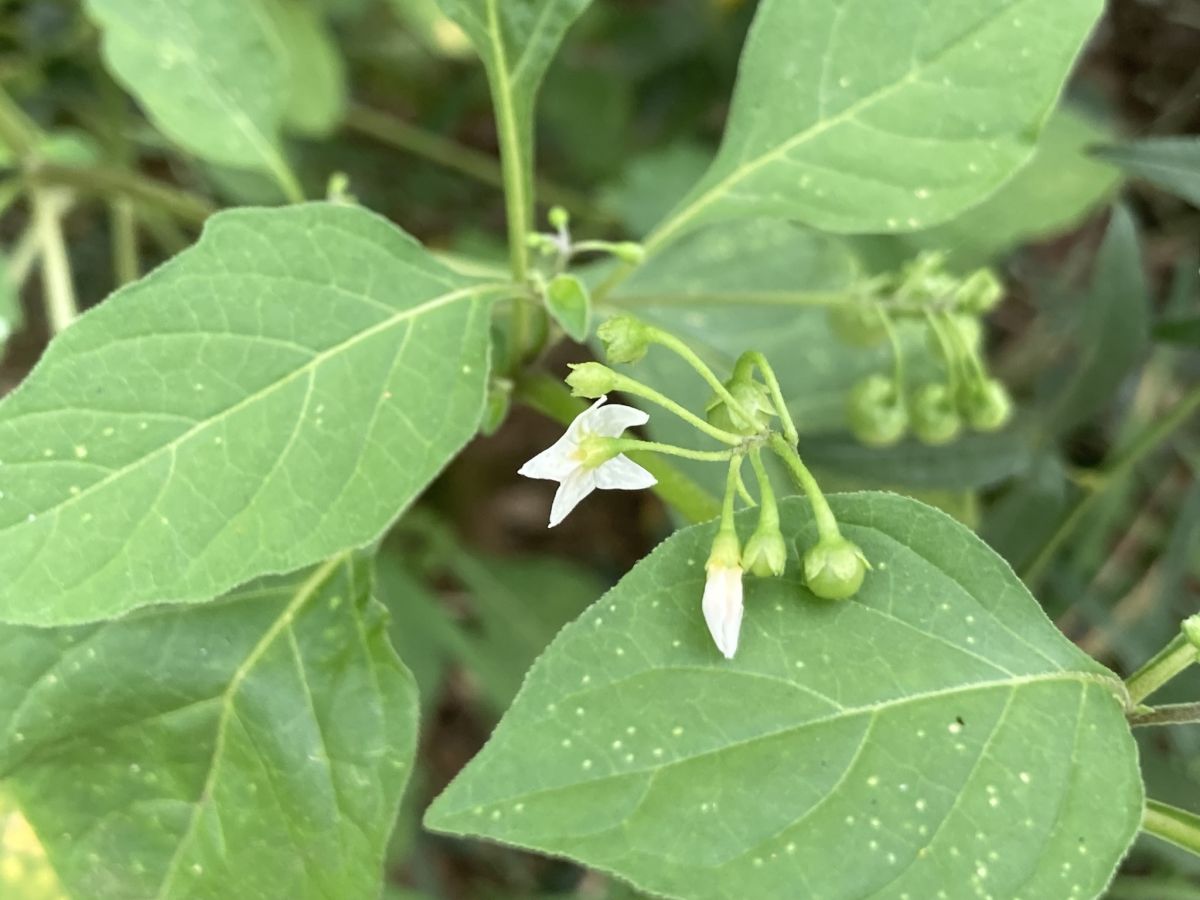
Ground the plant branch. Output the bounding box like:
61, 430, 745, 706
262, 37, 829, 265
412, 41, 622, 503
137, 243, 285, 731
1022, 383, 1200, 585
28, 162, 215, 227
1143, 799, 1200, 858
1128, 702, 1200, 728
1125, 630, 1199, 705
31, 187, 78, 332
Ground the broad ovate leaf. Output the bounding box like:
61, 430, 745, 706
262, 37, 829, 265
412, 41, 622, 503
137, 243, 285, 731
0, 554, 416, 900
0, 203, 509, 625
83, 0, 293, 179
648, 0, 1105, 251
265, 0, 348, 138
427, 493, 1143, 900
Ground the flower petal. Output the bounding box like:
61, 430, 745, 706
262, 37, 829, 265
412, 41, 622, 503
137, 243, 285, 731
518, 433, 579, 481
702, 565, 744, 659
565, 396, 609, 441
583, 401, 649, 438
548, 469, 597, 527
594, 454, 657, 491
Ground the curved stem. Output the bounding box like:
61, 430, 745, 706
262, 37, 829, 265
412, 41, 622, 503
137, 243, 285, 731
1125, 632, 1198, 705
748, 447, 779, 527
744, 352, 798, 446
645, 327, 754, 425
1023, 383, 1200, 585
768, 433, 839, 541
923, 308, 962, 395
611, 439, 735, 463
734, 465, 758, 508
32, 188, 78, 332
1143, 800, 1200, 858
609, 373, 742, 446
877, 305, 907, 389
29, 163, 215, 227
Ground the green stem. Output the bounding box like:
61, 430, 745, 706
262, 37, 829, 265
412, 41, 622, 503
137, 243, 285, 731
607, 373, 742, 445
744, 351, 798, 446
109, 197, 139, 286
344, 103, 605, 222
514, 373, 721, 523
768, 433, 839, 541
1143, 800, 1200, 858
923, 308, 962, 395
611, 438, 735, 463
645, 326, 754, 425
32, 188, 78, 332
1127, 702, 1200, 728
1125, 632, 1199, 705
878, 305, 907, 389
605, 289, 853, 309
1023, 383, 1200, 585
734, 467, 757, 507
748, 447, 779, 527
720, 456, 741, 532
29, 163, 215, 227
0, 85, 41, 159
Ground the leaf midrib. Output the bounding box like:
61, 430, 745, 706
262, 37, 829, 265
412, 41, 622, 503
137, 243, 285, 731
431, 668, 1117, 820
0, 283, 508, 541
645, 0, 1045, 253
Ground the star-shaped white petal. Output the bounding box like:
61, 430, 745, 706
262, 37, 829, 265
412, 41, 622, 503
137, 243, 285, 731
519, 396, 657, 527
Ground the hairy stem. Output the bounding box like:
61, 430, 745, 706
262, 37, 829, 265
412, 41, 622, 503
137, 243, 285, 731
1143, 800, 1200, 858
1127, 702, 1200, 728
1125, 632, 1198, 706
768, 433, 840, 541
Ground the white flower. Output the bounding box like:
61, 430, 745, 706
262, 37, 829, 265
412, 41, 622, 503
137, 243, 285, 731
702, 563, 744, 659
518, 396, 657, 527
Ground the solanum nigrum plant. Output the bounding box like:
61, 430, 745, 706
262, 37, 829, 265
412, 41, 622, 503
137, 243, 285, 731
0, 0, 1198, 898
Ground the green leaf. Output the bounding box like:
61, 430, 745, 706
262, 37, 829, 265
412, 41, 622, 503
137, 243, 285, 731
0, 554, 417, 900
0, 203, 509, 625
426, 493, 1143, 900
1093, 137, 1200, 207
1043, 205, 1150, 433
600, 142, 713, 237
0, 790, 66, 900
83, 0, 296, 188
647, 0, 1105, 250
264, 0, 348, 137
546, 273, 591, 342
902, 107, 1121, 267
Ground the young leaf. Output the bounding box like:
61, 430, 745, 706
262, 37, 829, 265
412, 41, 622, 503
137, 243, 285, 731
426, 493, 1143, 900
647, 0, 1105, 251
546, 273, 591, 342
0, 554, 416, 900
1093, 137, 1200, 207
83, 0, 295, 189
0, 203, 510, 625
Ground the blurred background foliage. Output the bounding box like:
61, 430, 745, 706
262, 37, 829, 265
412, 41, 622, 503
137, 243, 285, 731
0, 0, 1198, 897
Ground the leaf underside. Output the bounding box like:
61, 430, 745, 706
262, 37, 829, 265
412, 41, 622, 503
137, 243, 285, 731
427, 492, 1143, 900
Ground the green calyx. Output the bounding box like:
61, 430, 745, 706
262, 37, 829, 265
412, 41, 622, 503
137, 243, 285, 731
963, 378, 1013, 432
706, 378, 775, 436
803, 535, 870, 601
707, 527, 742, 571
911, 383, 962, 446
743, 527, 787, 578
848, 374, 908, 447
597, 315, 653, 365
954, 268, 1004, 314
566, 362, 619, 398
828, 299, 887, 347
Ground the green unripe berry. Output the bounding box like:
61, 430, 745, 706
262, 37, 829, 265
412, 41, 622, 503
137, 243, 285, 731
963, 378, 1013, 432
743, 529, 787, 578
847, 375, 908, 447
955, 269, 1004, 314
565, 362, 619, 398
803, 536, 870, 601
910, 383, 963, 445
828, 300, 887, 347
597, 316, 652, 365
